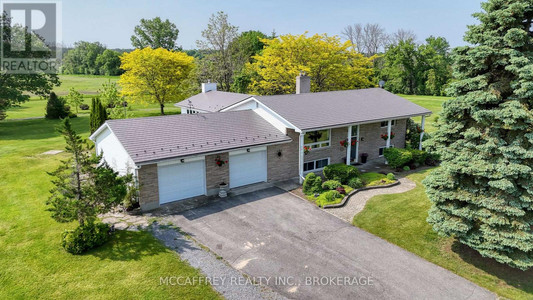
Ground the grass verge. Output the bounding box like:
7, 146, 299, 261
353, 168, 533, 299
0, 116, 220, 299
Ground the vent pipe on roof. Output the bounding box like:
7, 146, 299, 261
202, 81, 217, 93
296, 72, 310, 94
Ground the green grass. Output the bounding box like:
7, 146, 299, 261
353, 169, 533, 299
400, 94, 450, 133
5, 97, 180, 120
54, 74, 119, 96
359, 172, 395, 186
0, 116, 220, 299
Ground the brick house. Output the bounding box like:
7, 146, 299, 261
90, 75, 431, 211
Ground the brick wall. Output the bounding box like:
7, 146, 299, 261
267, 129, 299, 181
358, 119, 407, 161
137, 163, 159, 211
205, 152, 229, 195
305, 127, 348, 165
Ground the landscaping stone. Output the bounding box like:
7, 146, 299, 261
41, 150, 63, 155
325, 177, 416, 222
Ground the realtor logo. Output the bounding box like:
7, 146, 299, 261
1, 1, 62, 74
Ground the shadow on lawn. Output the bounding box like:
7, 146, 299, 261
87, 230, 169, 261
452, 240, 533, 294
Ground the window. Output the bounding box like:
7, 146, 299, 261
304, 130, 330, 149
186, 109, 199, 114
379, 145, 394, 157
303, 158, 330, 172
380, 120, 396, 127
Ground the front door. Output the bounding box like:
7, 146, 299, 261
350, 125, 359, 162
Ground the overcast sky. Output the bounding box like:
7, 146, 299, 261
61, 0, 482, 49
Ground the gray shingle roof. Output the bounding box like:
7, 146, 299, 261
256, 88, 432, 131
105, 110, 290, 164
175, 91, 251, 112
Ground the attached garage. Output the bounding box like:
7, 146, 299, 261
157, 158, 206, 204
229, 148, 267, 188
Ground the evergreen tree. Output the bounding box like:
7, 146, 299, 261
423, 0, 533, 270
47, 118, 129, 227
89, 98, 107, 133
45, 92, 70, 119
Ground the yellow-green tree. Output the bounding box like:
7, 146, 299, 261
119, 47, 195, 115
247, 33, 375, 95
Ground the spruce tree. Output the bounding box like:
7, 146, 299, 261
89, 97, 107, 133
45, 92, 69, 119
423, 0, 533, 270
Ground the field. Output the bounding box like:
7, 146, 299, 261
0, 116, 220, 299
353, 169, 533, 299
399, 94, 449, 133
4, 75, 180, 120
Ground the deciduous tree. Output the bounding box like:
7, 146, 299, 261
423, 0, 533, 270
131, 17, 179, 50
119, 47, 194, 115
247, 33, 374, 95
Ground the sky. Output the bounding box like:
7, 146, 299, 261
61, 0, 482, 49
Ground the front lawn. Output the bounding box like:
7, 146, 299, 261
359, 172, 395, 186
0, 116, 220, 299
353, 168, 533, 299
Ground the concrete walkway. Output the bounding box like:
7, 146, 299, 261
325, 177, 417, 223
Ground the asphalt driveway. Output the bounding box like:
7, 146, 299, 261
160, 187, 494, 300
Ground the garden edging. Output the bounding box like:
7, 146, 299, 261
322, 180, 401, 209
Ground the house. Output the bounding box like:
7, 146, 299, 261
90, 74, 431, 211
175, 82, 251, 114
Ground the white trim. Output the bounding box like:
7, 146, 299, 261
355, 125, 360, 163
219, 97, 257, 112
386, 120, 392, 148
303, 157, 330, 173
346, 126, 352, 166
229, 146, 267, 156
304, 129, 331, 149
301, 113, 431, 132
299, 133, 304, 183
156, 155, 205, 167
419, 115, 426, 150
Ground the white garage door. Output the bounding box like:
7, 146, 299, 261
229, 149, 267, 188
157, 160, 206, 204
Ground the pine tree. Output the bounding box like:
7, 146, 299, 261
47, 118, 129, 227
45, 92, 70, 119
423, 0, 533, 270
89, 97, 107, 134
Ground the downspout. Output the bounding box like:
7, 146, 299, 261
299, 132, 305, 184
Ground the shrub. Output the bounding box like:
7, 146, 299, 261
348, 177, 364, 189
303, 173, 322, 195
61, 222, 111, 254
45, 92, 70, 119
302, 173, 316, 194
386, 173, 396, 180
384, 148, 413, 169
322, 180, 342, 190
425, 152, 440, 166
403, 166, 411, 171
323, 163, 360, 184
79, 103, 90, 110
409, 149, 428, 166
336, 186, 346, 195
324, 190, 342, 202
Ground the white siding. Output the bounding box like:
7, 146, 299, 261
94, 127, 135, 175
253, 106, 290, 134
226, 100, 258, 111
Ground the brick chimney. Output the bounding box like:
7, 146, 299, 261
296, 72, 310, 94
201, 81, 217, 93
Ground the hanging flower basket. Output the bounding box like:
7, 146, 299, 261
340, 139, 357, 148
215, 156, 227, 167
380, 132, 395, 140
303, 146, 311, 155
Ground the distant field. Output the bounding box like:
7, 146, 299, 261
54, 74, 119, 96
400, 94, 449, 133
5, 75, 180, 120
